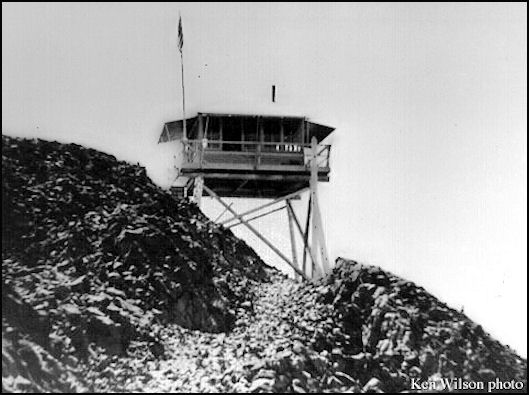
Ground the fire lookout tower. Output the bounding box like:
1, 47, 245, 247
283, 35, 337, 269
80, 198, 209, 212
159, 112, 334, 279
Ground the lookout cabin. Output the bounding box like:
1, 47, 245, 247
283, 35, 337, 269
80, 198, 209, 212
159, 112, 334, 199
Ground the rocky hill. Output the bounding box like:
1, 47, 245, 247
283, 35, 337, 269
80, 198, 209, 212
2, 135, 526, 393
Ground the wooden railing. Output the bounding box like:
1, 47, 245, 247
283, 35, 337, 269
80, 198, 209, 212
182, 140, 331, 169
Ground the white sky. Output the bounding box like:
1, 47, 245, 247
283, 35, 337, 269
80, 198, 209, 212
2, 3, 527, 356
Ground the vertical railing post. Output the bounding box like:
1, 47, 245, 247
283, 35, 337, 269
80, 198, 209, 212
255, 142, 261, 170
219, 118, 223, 151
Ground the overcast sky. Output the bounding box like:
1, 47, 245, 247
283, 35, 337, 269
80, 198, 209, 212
2, 2, 526, 356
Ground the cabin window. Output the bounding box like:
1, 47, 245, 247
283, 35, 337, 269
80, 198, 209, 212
199, 115, 304, 153
262, 118, 281, 152
205, 116, 221, 149
282, 118, 303, 152
262, 118, 281, 142
188, 119, 199, 140
220, 117, 239, 151
261, 118, 303, 152
241, 117, 258, 151
217, 116, 260, 151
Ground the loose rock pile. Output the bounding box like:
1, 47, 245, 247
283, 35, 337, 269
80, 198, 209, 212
2, 135, 526, 393
87, 274, 356, 393
2, 135, 271, 391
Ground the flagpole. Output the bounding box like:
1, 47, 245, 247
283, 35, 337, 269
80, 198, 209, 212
180, 49, 187, 141
178, 15, 187, 141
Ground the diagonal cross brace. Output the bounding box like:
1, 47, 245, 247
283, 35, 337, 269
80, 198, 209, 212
203, 185, 308, 280
220, 187, 308, 226
226, 204, 287, 229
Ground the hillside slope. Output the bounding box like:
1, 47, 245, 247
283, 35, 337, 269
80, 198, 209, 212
2, 135, 526, 393
2, 135, 272, 392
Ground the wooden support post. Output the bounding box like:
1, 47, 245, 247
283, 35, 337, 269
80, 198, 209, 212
203, 185, 308, 280
309, 137, 330, 278
310, 137, 320, 277
302, 195, 312, 278
312, 195, 330, 274
192, 176, 204, 208
286, 199, 299, 280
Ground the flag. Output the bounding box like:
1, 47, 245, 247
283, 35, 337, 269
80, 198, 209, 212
177, 15, 184, 52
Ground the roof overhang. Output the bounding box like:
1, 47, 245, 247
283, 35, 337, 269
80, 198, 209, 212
159, 112, 335, 143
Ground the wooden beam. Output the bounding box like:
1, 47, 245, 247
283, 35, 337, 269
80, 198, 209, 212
302, 195, 312, 276
198, 112, 304, 120
203, 173, 309, 181
310, 137, 320, 277
312, 194, 330, 274
232, 179, 249, 195
180, 169, 327, 181
203, 185, 308, 279
309, 136, 330, 277
227, 205, 286, 229
220, 187, 309, 226
192, 176, 204, 208
214, 202, 234, 222
180, 161, 330, 175
286, 199, 299, 280
199, 188, 304, 199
